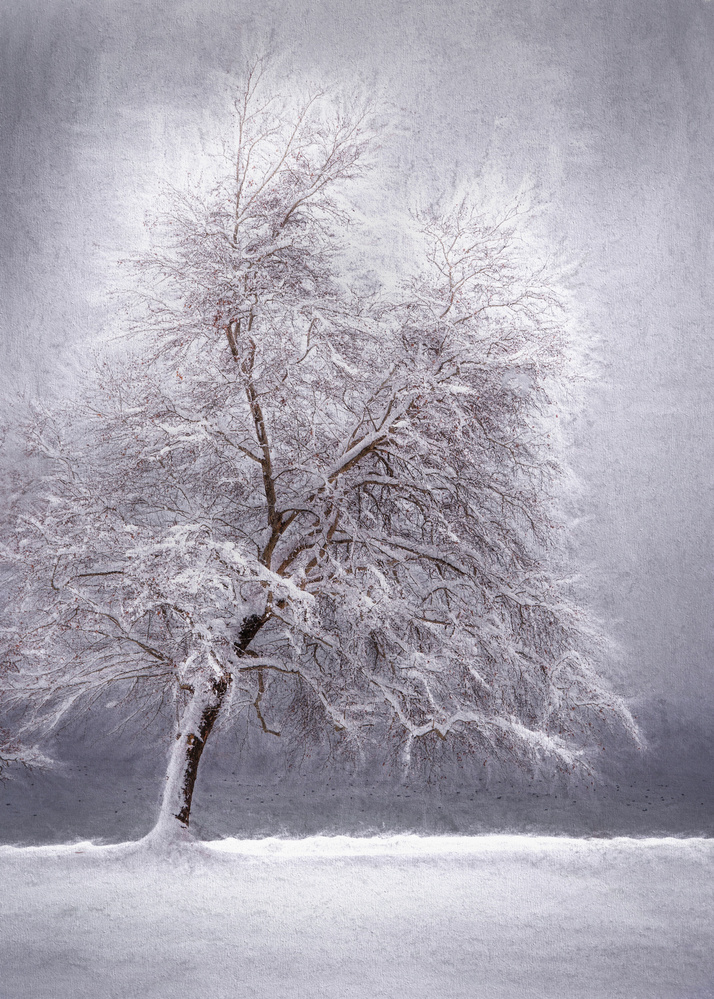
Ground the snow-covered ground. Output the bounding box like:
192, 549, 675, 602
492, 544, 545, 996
1, 836, 712, 999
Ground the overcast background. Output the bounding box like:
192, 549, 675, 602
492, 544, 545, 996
1, 0, 712, 840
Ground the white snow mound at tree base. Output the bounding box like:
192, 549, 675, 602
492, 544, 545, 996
1, 836, 712, 999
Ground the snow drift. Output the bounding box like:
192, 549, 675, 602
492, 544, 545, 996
1, 835, 712, 999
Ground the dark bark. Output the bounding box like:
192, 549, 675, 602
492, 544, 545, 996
236, 612, 264, 653
173, 675, 230, 828
167, 609, 271, 830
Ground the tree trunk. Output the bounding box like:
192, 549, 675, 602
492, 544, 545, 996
153, 674, 230, 839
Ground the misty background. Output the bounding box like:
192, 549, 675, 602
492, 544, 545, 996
1, 0, 712, 840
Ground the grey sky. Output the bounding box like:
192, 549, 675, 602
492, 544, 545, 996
1, 0, 713, 736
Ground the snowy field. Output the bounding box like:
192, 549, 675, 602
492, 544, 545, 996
1, 836, 713, 999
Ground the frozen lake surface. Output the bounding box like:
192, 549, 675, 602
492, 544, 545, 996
1, 835, 712, 998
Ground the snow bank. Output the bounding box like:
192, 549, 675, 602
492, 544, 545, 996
1, 836, 712, 999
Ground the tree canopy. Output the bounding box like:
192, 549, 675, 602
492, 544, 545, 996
0, 61, 638, 832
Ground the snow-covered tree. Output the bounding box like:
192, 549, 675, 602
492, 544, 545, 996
0, 61, 638, 837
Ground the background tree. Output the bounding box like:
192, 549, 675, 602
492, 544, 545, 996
0, 60, 638, 839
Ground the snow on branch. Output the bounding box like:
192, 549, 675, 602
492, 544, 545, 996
0, 61, 638, 823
